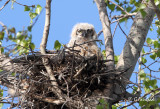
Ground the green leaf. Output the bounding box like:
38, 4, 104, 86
0, 47, 4, 54
0, 103, 3, 109
150, 79, 157, 87
35, 5, 42, 15
96, 105, 103, 109
30, 43, 35, 50
153, 40, 160, 48
99, 98, 105, 104
126, 6, 133, 12
154, 0, 160, 6
115, 0, 119, 3
114, 55, 119, 64
130, 0, 136, 4
141, 57, 147, 64
0, 32, 4, 40
155, 20, 160, 27
146, 38, 152, 45
139, 101, 148, 106
140, 9, 147, 18
157, 50, 160, 57
29, 12, 37, 19
16, 32, 22, 39
20, 40, 28, 47
108, 4, 115, 11
27, 26, 32, 32
150, 54, 157, 60
9, 27, 16, 33
24, 6, 30, 11
157, 27, 160, 36
142, 48, 145, 54
112, 105, 117, 109
0, 89, 3, 97
139, 70, 146, 80
8, 35, 12, 40
54, 40, 61, 50
139, 4, 146, 10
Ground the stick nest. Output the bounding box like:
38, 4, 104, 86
11, 49, 113, 109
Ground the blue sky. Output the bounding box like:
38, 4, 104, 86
0, 0, 159, 109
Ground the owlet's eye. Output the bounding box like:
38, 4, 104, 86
87, 29, 93, 36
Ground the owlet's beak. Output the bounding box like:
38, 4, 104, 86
82, 30, 87, 37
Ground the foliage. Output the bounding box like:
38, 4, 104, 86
96, 99, 109, 109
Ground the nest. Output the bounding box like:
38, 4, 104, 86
11, 49, 114, 109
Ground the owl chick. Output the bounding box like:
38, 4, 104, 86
67, 23, 102, 59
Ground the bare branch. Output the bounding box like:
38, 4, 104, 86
0, 21, 9, 35
40, 0, 63, 100
0, 0, 10, 11
30, 94, 65, 105
0, 54, 25, 74
150, 0, 160, 21
95, 0, 115, 70
14, 1, 35, 7
108, 0, 129, 15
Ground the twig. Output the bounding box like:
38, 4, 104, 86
0, 0, 10, 11
120, 88, 160, 109
14, 1, 35, 7
108, 0, 129, 15
112, 21, 119, 37
30, 94, 65, 105
97, 30, 103, 37
150, 0, 160, 21
0, 21, 9, 36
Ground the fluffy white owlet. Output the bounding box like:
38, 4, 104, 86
67, 23, 102, 59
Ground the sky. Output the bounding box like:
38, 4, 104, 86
0, 0, 159, 109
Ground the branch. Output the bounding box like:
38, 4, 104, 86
95, 0, 115, 70
31, 94, 65, 105
0, 21, 9, 35
115, 0, 155, 97
0, 0, 10, 11
150, 0, 160, 21
14, 1, 35, 7
94, 0, 115, 107
40, 0, 63, 100
120, 88, 160, 109
0, 54, 25, 74
108, 0, 129, 15
116, 1, 155, 80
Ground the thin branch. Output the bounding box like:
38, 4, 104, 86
14, 1, 35, 7
30, 94, 65, 105
150, 0, 160, 21
138, 56, 142, 93
0, 21, 9, 36
0, 0, 10, 11
108, 0, 129, 15
40, 0, 63, 100
120, 88, 160, 109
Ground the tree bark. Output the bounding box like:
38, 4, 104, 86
115, 1, 155, 99
95, 0, 115, 70
95, 0, 115, 108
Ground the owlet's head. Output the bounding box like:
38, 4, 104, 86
71, 23, 97, 40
